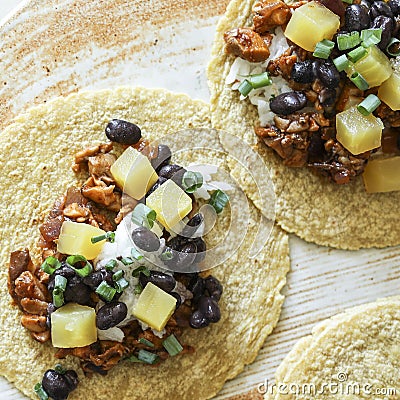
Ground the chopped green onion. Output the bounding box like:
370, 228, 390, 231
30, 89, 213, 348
112, 270, 124, 281
95, 281, 116, 302
132, 266, 150, 278
134, 283, 143, 295
160, 250, 173, 262
248, 72, 272, 89
126, 354, 143, 363
66, 255, 93, 277
40, 256, 61, 275
333, 54, 350, 72
361, 28, 382, 47
104, 259, 117, 271
337, 32, 361, 50
120, 256, 133, 265
238, 79, 253, 97
131, 204, 157, 229
313, 39, 335, 59
357, 94, 381, 116
139, 337, 155, 347
386, 37, 400, 56
209, 189, 229, 214
54, 275, 67, 291
34, 383, 49, 400
347, 46, 367, 63
91, 231, 115, 244
52, 288, 65, 308
162, 334, 183, 356
131, 248, 144, 260
342, 0, 353, 3
137, 349, 159, 364
182, 171, 203, 194
350, 72, 369, 90
54, 364, 66, 374
114, 277, 129, 293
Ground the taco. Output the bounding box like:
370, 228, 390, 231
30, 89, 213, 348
263, 296, 400, 399
208, 0, 400, 249
0, 87, 289, 400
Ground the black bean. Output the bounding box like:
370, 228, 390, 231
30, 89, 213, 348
158, 164, 184, 180
170, 292, 182, 309
151, 145, 172, 171
189, 310, 209, 329
167, 235, 188, 251
146, 177, 167, 196
64, 276, 92, 306
370, 1, 393, 19
181, 213, 204, 238
389, 0, 400, 15
105, 119, 142, 144
131, 227, 160, 252
198, 296, 221, 323
318, 0, 345, 17
204, 276, 223, 301
192, 237, 207, 263
83, 268, 113, 290
139, 271, 176, 292
371, 16, 394, 49
318, 87, 337, 107
96, 301, 127, 330
269, 91, 307, 115
173, 243, 197, 271
188, 275, 205, 304
46, 303, 57, 329
42, 370, 75, 400
290, 60, 315, 84
63, 370, 79, 392
345, 4, 370, 31
314, 61, 340, 89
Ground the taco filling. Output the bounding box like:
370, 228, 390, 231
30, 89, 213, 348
8, 119, 230, 398
223, 0, 400, 190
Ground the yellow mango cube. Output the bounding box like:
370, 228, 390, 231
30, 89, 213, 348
57, 220, 106, 260
378, 71, 400, 110
51, 303, 97, 348
110, 146, 158, 200
284, 1, 340, 52
146, 179, 192, 230
133, 283, 177, 331
363, 157, 400, 193
336, 106, 383, 155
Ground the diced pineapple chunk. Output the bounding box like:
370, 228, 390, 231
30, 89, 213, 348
347, 45, 392, 87
363, 157, 400, 193
133, 283, 177, 331
336, 106, 383, 155
110, 146, 158, 200
146, 179, 192, 230
378, 71, 400, 111
284, 1, 340, 51
51, 303, 97, 348
57, 220, 106, 260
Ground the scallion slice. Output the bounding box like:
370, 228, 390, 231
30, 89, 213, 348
350, 72, 369, 90
137, 349, 159, 364
104, 259, 117, 271
91, 231, 115, 244
333, 54, 350, 72
132, 265, 150, 278
160, 249, 173, 262
313, 39, 335, 59
112, 270, 124, 281
126, 354, 143, 363
52, 288, 65, 308
357, 94, 381, 116
40, 256, 61, 275
134, 283, 143, 295
347, 46, 367, 63
54, 364, 66, 374
386, 37, 400, 56
139, 337, 155, 347
337, 32, 361, 50
162, 334, 183, 356
209, 189, 229, 214
360, 28, 382, 47
114, 277, 129, 293
131, 203, 157, 230
248, 72, 272, 89
120, 256, 133, 265
54, 275, 67, 291
95, 281, 116, 302
238, 79, 253, 97
131, 248, 144, 261
34, 383, 49, 400
66, 255, 93, 277
182, 171, 203, 193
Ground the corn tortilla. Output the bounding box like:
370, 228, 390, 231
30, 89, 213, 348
265, 296, 400, 399
0, 87, 289, 400
207, 0, 400, 250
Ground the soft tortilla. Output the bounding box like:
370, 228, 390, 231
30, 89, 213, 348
0, 87, 289, 400
207, 0, 400, 250
265, 296, 400, 399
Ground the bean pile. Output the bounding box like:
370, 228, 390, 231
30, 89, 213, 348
41, 368, 78, 400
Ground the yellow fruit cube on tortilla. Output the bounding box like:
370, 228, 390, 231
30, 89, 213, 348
110, 146, 158, 200
146, 179, 192, 230
378, 71, 400, 110
363, 157, 400, 193
133, 283, 177, 331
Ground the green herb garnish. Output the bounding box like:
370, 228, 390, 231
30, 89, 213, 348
91, 231, 115, 244
40, 256, 61, 275
182, 171, 203, 193
162, 334, 183, 356
132, 203, 157, 229
209, 189, 229, 214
